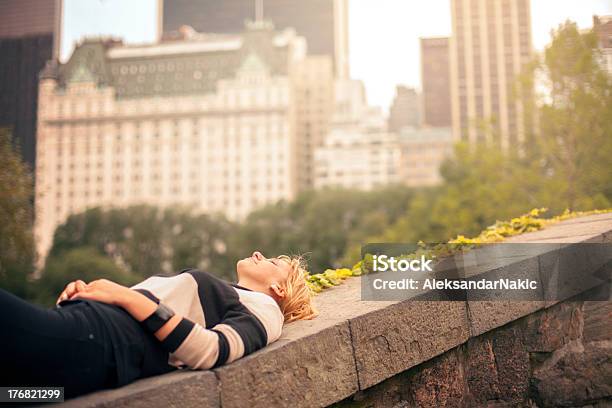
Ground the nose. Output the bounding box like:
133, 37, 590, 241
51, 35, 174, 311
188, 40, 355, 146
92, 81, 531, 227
252, 251, 264, 261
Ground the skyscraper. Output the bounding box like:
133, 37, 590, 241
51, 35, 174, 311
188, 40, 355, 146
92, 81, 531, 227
387, 86, 420, 133
291, 55, 334, 191
0, 0, 62, 173
160, 0, 349, 78
449, 0, 533, 148
420, 37, 452, 127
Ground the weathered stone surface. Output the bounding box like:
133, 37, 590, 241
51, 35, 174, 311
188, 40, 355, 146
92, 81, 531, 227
531, 340, 612, 407
216, 322, 358, 408
330, 373, 411, 408
61, 370, 219, 408
403, 349, 470, 408
467, 299, 545, 338
583, 300, 612, 342
350, 300, 469, 389
490, 325, 530, 405
544, 243, 611, 305
465, 323, 535, 406
336, 353, 472, 408
537, 244, 565, 309
465, 337, 500, 403
522, 300, 583, 352
464, 250, 545, 337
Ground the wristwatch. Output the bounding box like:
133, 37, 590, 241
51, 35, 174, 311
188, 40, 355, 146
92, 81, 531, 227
141, 302, 176, 333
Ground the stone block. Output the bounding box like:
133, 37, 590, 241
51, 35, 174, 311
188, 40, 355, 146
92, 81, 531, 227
531, 340, 612, 407
403, 349, 469, 408
350, 299, 469, 389
521, 300, 583, 353
61, 370, 219, 408
490, 325, 530, 405
540, 242, 612, 307
465, 336, 500, 402
215, 322, 358, 408
583, 300, 612, 343
465, 254, 545, 337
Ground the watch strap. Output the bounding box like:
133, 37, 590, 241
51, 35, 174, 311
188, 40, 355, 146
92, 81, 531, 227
142, 302, 175, 333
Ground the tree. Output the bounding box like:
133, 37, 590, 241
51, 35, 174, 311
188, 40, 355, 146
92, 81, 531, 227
233, 186, 415, 273
33, 247, 137, 307
47, 205, 238, 282
0, 128, 35, 297
365, 21, 611, 254
523, 21, 612, 209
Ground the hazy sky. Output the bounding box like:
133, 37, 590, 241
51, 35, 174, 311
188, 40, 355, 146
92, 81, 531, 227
61, 0, 612, 111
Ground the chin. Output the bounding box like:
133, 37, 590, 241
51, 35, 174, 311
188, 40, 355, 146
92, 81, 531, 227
236, 258, 249, 272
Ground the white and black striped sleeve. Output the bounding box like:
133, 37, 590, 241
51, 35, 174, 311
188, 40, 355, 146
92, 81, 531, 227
131, 269, 284, 370
157, 311, 269, 369
159, 317, 223, 369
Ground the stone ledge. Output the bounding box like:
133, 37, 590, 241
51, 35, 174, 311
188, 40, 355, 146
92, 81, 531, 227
60, 370, 218, 408
61, 213, 612, 407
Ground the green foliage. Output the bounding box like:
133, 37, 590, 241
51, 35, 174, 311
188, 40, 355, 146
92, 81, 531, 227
33, 247, 138, 307
305, 268, 353, 293
348, 21, 612, 270
308, 208, 612, 293
0, 128, 35, 298
231, 186, 415, 273
523, 21, 612, 209
47, 205, 238, 282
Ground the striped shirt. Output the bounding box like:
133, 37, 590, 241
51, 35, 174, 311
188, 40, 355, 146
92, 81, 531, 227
130, 268, 284, 370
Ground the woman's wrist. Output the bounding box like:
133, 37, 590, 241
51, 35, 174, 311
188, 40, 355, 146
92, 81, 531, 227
116, 287, 137, 308
119, 287, 182, 339
118, 288, 158, 321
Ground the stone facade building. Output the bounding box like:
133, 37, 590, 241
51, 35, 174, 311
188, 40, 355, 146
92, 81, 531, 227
34, 22, 331, 267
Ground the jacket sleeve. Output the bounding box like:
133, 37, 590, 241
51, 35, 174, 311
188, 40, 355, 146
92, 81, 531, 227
159, 312, 268, 370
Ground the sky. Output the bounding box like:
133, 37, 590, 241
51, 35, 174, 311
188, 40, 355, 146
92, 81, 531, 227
61, 0, 612, 111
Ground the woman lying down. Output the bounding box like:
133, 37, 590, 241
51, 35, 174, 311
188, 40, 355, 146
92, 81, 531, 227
0, 251, 318, 398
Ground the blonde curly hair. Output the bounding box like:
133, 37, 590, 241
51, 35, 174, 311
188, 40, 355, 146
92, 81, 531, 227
276, 255, 319, 323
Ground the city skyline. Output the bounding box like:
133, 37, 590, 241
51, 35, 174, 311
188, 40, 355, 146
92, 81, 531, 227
61, 0, 612, 111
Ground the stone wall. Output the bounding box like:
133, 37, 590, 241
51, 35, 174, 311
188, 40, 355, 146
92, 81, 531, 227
62, 213, 612, 408
332, 289, 611, 407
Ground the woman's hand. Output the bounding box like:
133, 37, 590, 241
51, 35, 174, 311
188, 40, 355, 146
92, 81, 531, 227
56, 279, 87, 305
70, 279, 131, 306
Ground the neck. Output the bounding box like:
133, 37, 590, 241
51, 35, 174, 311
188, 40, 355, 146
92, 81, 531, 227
237, 277, 270, 296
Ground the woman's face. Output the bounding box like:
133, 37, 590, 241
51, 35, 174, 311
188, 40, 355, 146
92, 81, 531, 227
237, 251, 291, 286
